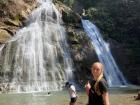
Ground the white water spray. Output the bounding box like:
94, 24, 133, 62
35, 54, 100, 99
0, 0, 74, 92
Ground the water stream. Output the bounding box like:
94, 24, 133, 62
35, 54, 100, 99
82, 20, 127, 87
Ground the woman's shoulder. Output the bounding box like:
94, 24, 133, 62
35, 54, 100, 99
99, 78, 107, 83
99, 78, 108, 92
99, 78, 108, 87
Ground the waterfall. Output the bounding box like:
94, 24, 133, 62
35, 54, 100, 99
0, 0, 74, 92
82, 20, 127, 87
0, 44, 5, 54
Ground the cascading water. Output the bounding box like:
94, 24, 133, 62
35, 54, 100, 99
82, 20, 127, 87
0, 0, 74, 92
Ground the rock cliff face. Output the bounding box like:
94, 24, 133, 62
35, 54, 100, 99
0, 0, 37, 43
54, 1, 98, 82
110, 39, 140, 85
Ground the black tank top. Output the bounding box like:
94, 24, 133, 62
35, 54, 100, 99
88, 79, 108, 105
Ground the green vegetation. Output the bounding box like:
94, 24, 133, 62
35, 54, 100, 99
58, 0, 75, 7
0, 0, 9, 4
59, 0, 140, 42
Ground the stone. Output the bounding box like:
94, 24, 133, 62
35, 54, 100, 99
4, 19, 21, 27
0, 29, 11, 43
135, 91, 140, 100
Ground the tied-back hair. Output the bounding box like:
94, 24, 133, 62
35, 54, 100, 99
92, 62, 104, 95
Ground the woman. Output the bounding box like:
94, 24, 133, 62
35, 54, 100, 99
85, 62, 110, 105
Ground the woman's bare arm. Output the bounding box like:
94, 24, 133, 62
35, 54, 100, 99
85, 81, 91, 95
102, 92, 110, 105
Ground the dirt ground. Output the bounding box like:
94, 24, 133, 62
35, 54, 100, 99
75, 92, 140, 105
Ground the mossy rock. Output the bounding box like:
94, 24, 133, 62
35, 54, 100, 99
4, 18, 21, 27
55, 1, 81, 24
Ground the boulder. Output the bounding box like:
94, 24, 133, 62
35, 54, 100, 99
55, 1, 81, 24
135, 91, 140, 100
0, 29, 11, 43
4, 19, 21, 27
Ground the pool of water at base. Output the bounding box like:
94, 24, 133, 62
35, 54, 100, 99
0, 91, 69, 105
0, 85, 139, 105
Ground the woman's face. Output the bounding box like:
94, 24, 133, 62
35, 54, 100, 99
91, 63, 103, 79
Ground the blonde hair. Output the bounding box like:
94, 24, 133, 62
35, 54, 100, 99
92, 62, 104, 95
